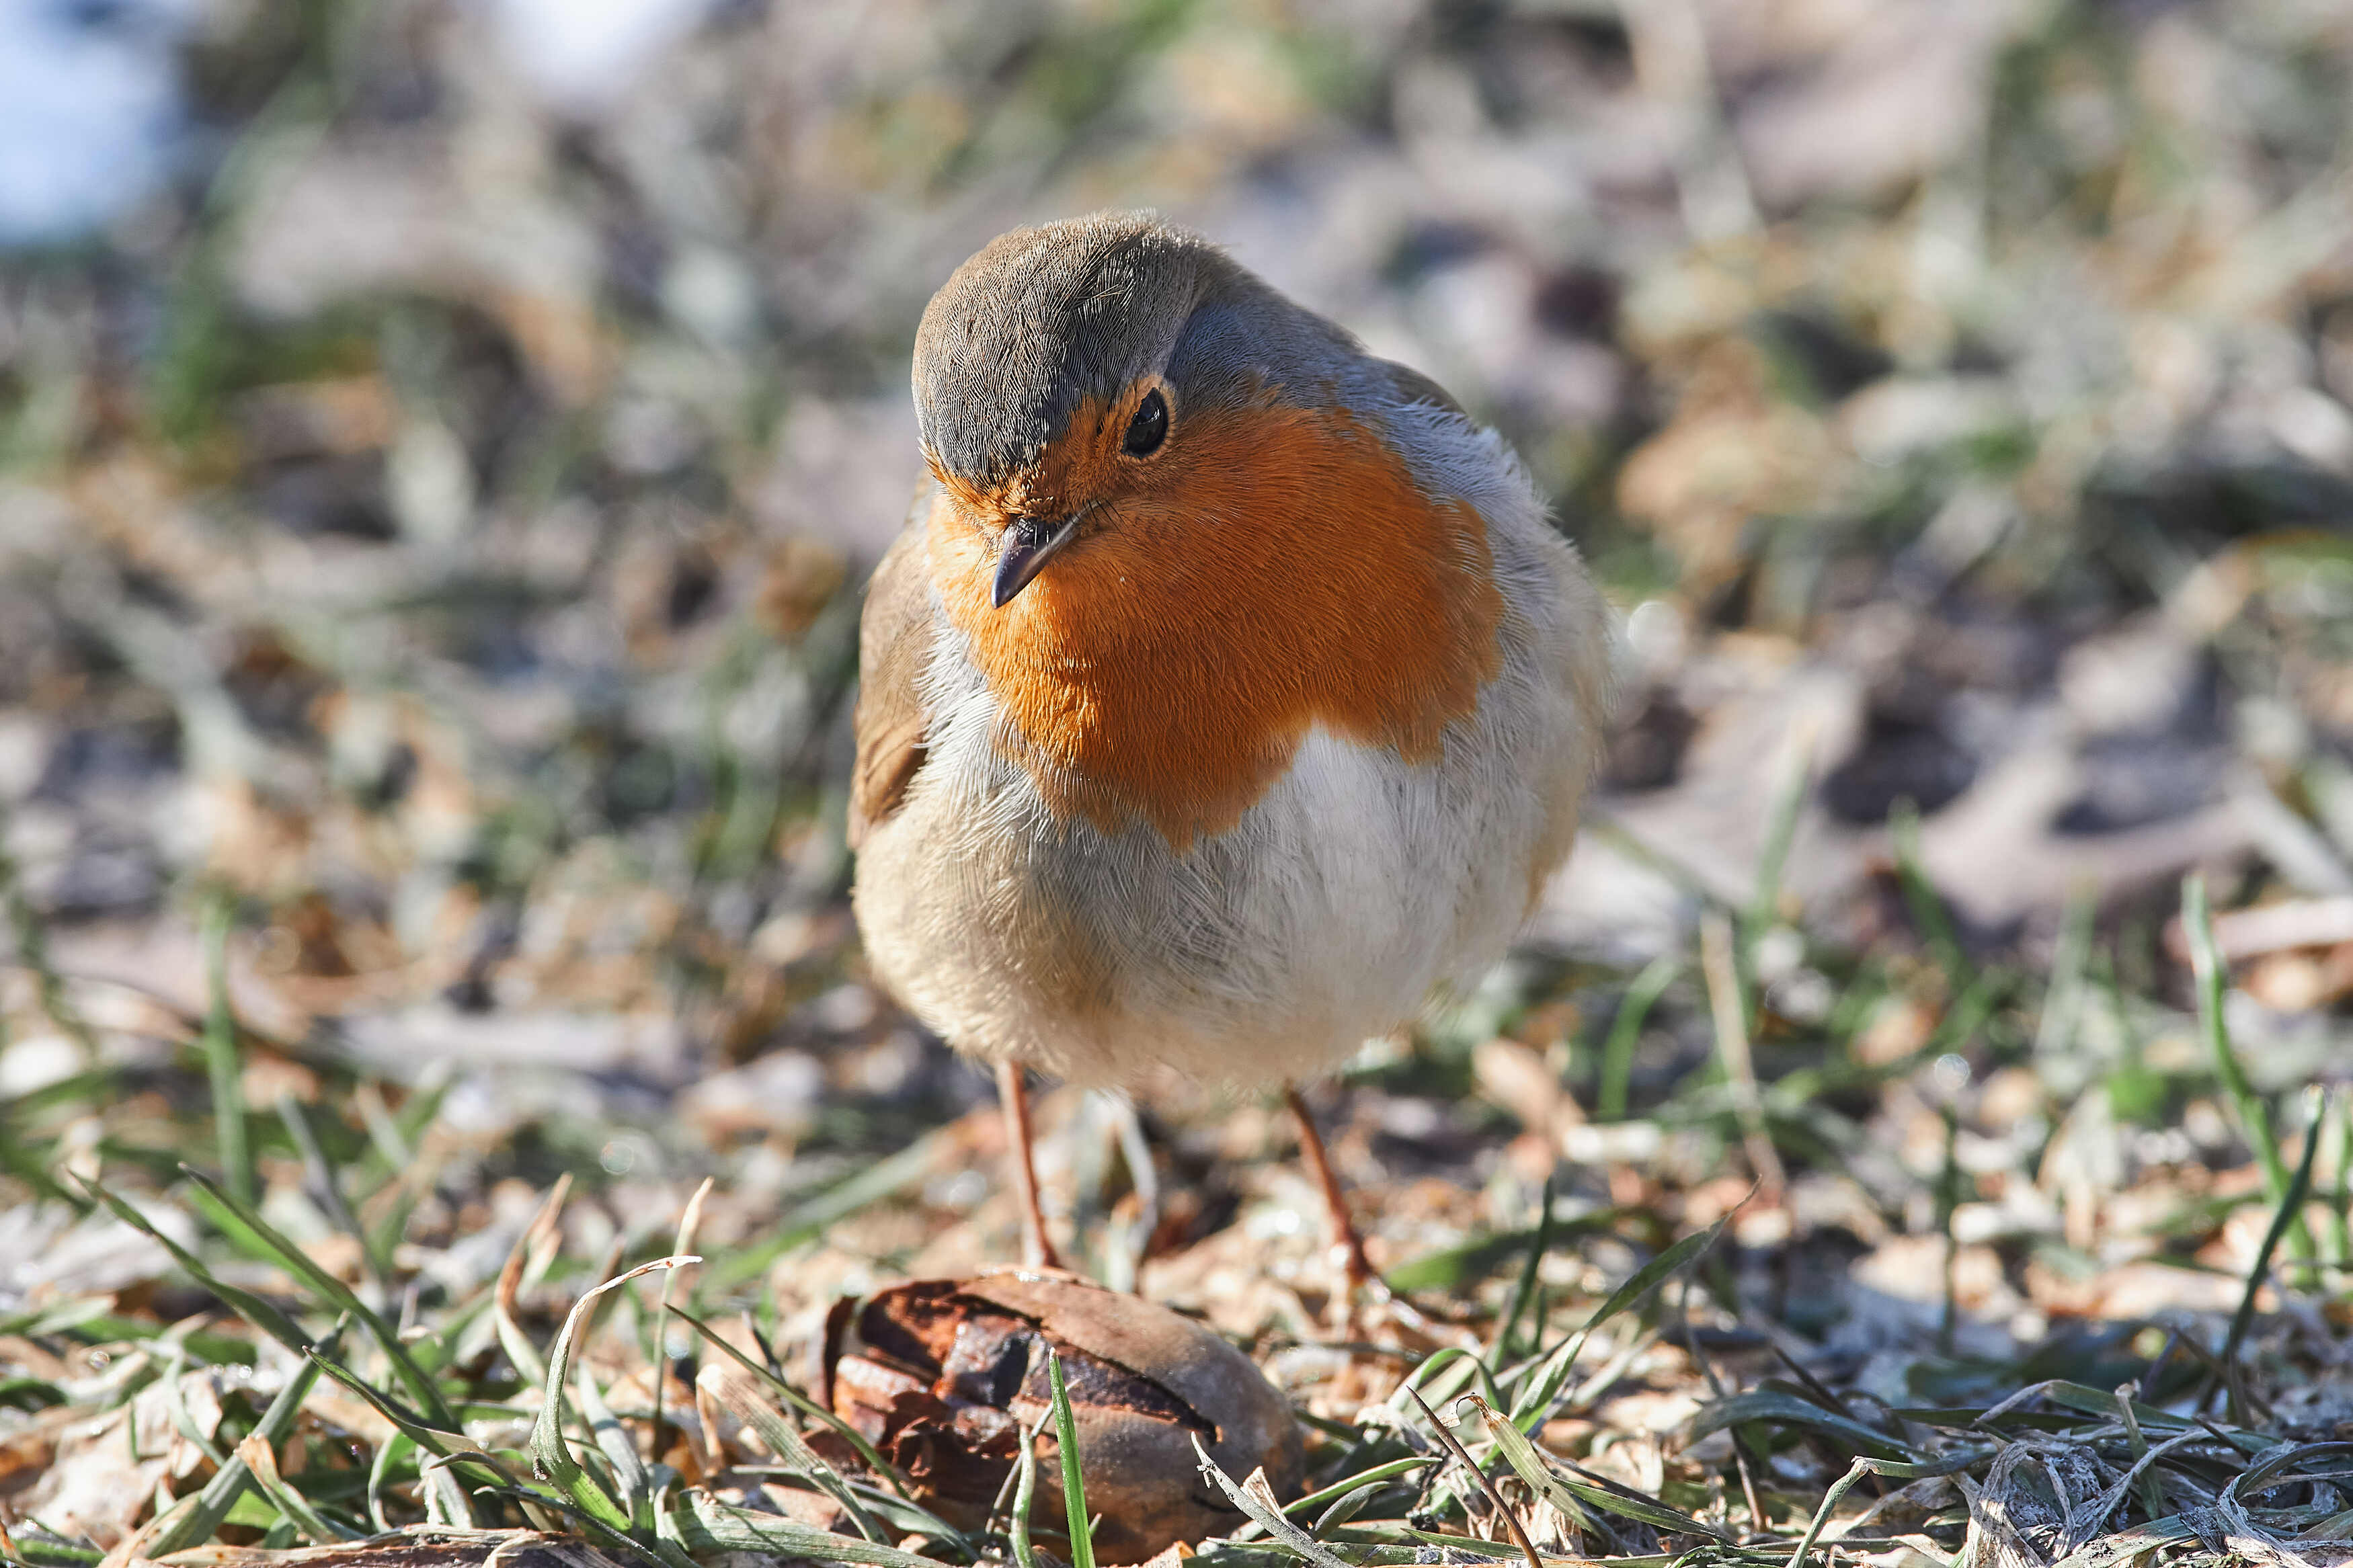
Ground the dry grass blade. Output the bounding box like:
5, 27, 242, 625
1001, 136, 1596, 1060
496, 1173, 573, 1388
235, 1433, 357, 1544
1405, 1387, 1544, 1568
1189, 1434, 1353, 1568
648, 1176, 712, 1475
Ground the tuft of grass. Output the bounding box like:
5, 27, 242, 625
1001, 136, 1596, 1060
7, 766, 2352, 1568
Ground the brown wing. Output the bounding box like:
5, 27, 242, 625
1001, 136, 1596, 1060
847, 496, 939, 851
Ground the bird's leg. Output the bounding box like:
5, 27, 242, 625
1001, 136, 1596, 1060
1285, 1083, 1380, 1296
998, 1060, 1063, 1271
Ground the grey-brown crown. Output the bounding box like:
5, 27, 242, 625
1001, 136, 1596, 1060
912, 212, 1219, 482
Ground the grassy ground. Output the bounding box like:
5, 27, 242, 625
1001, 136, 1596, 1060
5, 0, 2353, 1565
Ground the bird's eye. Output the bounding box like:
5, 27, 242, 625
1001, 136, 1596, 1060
1121, 388, 1168, 456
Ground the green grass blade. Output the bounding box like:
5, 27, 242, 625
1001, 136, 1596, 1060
74, 1176, 309, 1354
198, 889, 253, 1208
2032, 883, 2096, 1061
302, 1351, 500, 1527
1470, 1393, 1733, 1542
1511, 1214, 1729, 1432
1281, 1457, 1435, 1518
1047, 1352, 1097, 1568
1492, 1174, 1554, 1361
2202, 1086, 2328, 1421
667, 1305, 915, 1501
1746, 731, 1813, 938
275, 1089, 388, 1303
531, 1256, 696, 1536
1890, 798, 1969, 991
576, 1362, 654, 1528
1784, 1456, 1876, 1568
179, 1165, 459, 1428
143, 1320, 344, 1555
1008, 1412, 1044, 1568
701, 1358, 891, 1543
471, 1487, 677, 1568
1689, 1388, 1913, 1460
233, 1432, 359, 1543
365, 1432, 412, 1533
1388, 1208, 1638, 1295
0, 814, 99, 1056
7, 1527, 106, 1566
2328, 1092, 2352, 1267
666, 1487, 949, 1568
1599, 958, 1679, 1121
1389, 1345, 1506, 1416
2182, 875, 2312, 1264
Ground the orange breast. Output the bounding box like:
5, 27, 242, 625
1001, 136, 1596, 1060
928, 397, 1505, 847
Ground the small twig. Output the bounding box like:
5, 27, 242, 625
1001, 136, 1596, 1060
1735, 1446, 1769, 1540
1677, 1276, 1773, 1526
1406, 1387, 1545, 1568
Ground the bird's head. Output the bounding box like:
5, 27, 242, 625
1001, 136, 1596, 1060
911, 210, 1369, 608
908, 211, 1505, 841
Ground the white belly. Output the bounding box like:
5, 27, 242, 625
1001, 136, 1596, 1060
856, 666, 1584, 1087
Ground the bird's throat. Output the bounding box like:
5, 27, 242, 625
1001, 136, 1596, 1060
928, 401, 1505, 849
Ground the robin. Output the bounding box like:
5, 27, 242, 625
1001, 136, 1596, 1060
848, 211, 1613, 1294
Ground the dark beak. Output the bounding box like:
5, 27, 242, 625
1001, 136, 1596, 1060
991, 509, 1086, 608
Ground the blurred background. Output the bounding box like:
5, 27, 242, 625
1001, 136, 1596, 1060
4, 0, 2353, 1337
